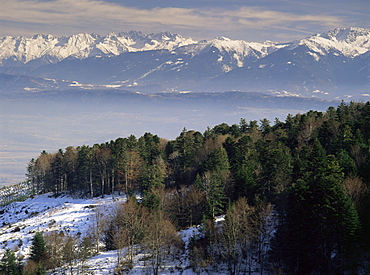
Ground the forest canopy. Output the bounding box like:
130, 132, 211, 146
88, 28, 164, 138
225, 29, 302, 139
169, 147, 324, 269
25, 101, 370, 274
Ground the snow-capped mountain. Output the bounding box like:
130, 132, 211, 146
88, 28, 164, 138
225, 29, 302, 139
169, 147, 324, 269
207, 27, 370, 99
0, 31, 197, 66
0, 27, 369, 100
290, 27, 370, 59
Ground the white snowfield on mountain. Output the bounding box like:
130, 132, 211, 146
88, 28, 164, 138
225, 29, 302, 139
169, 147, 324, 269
1, 27, 369, 66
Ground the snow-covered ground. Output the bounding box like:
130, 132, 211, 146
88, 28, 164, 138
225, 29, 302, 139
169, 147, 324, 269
0, 193, 216, 274
0, 181, 33, 206
1, 193, 264, 274
0, 194, 125, 265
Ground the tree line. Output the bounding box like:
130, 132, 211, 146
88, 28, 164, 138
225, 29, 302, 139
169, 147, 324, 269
18, 101, 370, 274
0, 182, 33, 207
0, 229, 96, 275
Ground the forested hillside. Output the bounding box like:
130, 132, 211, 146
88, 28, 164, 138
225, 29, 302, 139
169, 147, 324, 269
24, 101, 370, 274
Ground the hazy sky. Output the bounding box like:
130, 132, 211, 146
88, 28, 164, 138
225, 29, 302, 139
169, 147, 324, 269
1, 0, 369, 42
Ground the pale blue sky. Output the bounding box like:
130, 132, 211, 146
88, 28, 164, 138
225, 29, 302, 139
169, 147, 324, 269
0, 0, 369, 41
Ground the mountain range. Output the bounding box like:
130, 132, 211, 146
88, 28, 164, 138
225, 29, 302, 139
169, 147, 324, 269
0, 27, 369, 100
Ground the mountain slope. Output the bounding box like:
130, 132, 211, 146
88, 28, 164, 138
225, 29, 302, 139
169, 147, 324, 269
290, 27, 370, 58
0, 28, 369, 99
0, 193, 126, 273
206, 28, 370, 99
0, 31, 197, 67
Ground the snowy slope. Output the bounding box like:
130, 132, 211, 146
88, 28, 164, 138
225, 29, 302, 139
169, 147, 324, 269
204, 27, 370, 98
176, 37, 285, 66
0, 193, 235, 274
0, 194, 121, 255
290, 27, 370, 59
0, 182, 33, 206
0, 193, 189, 274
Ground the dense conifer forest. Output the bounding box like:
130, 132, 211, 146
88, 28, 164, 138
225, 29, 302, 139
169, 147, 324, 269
22, 101, 370, 274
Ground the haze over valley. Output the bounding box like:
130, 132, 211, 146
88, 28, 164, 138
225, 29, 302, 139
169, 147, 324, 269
1, 27, 369, 185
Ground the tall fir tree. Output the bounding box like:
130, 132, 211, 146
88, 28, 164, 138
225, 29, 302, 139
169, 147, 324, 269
0, 249, 19, 275
273, 139, 361, 274
30, 232, 47, 264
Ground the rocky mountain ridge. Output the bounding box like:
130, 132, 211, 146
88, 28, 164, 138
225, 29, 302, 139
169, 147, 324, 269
0, 27, 369, 100
1, 28, 368, 66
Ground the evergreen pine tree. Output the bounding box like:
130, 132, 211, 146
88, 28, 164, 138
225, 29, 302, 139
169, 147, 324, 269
273, 139, 361, 274
224, 135, 259, 202
0, 249, 19, 275
30, 232, 47, 264
199, 147, 230, 219
35, 263, 46, 275
257, 140, 292, 203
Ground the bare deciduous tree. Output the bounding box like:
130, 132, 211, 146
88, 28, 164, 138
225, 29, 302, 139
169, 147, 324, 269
343, 175, 368, 210
143, 210, 181, 275
254, 201, 276, 275
62, 235, 77, 275
111, 198, 148, 272
78, 235, 95, 274
220, 197, 256, 274
44, 231, 65, 270
92, 206, 107, 254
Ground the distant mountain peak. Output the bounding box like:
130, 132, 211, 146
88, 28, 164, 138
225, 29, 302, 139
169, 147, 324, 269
215, 36, 232, 41
321, 27, 370, 42
0, 27, 369, 100
289, 27, 370, 58
1, 27, 369, 66
0, 31, 198, 66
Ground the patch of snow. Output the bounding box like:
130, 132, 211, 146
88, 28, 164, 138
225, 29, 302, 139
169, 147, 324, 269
308, 51, 320, 61
0, 193, 126, 261
273, 90, 301, 97
69, 81, 81, 86
102, 84, 122, 88
312, 89, 329, 95
23, 87, 39, 91
222, 64, 232, 72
